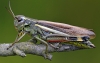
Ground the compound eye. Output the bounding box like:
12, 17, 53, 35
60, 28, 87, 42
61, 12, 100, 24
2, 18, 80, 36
18, 18, 23, 22
15, 16, 25, 22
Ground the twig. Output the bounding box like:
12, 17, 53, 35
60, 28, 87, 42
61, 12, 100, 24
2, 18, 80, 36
0, 41, 95, 60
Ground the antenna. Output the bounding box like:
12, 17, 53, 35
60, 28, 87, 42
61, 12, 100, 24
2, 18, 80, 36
5, 1, 16, 20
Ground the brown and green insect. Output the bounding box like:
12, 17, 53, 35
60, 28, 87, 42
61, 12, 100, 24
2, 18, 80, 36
6, 2, 96, 57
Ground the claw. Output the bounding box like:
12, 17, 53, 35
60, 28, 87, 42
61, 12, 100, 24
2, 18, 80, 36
7, 45, 12, 50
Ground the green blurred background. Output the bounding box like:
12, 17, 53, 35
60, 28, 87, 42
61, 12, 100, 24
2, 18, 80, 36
0, 0, 99, 63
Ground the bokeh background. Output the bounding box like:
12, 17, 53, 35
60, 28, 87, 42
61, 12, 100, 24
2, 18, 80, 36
0, 0, 99, 63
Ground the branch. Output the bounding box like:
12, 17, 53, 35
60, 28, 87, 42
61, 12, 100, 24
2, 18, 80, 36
0, 41, 95, 60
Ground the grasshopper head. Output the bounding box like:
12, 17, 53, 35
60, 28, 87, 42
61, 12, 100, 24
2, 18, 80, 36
14, 15, 27, 31
14, 15, 26, 26
14, 15, 36, 32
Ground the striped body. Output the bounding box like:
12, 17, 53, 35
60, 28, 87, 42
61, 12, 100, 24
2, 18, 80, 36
13, 15, 96, 48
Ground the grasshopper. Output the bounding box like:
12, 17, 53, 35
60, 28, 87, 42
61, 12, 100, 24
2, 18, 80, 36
6, 2, 95, 57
